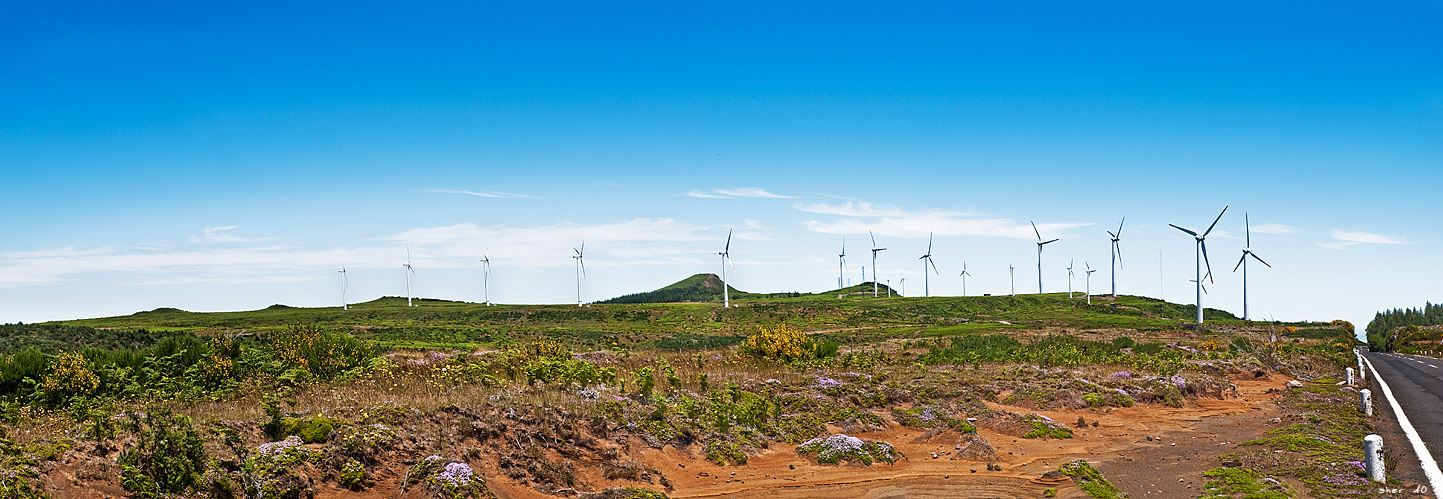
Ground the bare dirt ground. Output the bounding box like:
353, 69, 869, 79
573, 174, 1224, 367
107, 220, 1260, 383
474, 376, 1289, 499
39, 376, 1291, 499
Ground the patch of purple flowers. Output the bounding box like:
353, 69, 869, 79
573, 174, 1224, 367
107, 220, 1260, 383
1110, 371, 1133, 379
437, 461, 477, 487
815, 377, 844, 389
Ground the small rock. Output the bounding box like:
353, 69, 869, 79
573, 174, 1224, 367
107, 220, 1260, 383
1288, 380, 1303, 388
1146, 436, 1154, 441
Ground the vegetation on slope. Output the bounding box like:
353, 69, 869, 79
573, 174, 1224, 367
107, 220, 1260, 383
1367, 302, 1443, 352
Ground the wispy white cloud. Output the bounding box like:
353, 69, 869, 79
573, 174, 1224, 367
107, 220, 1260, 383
1321, 229, 1410, 249
0, 218, 720, 287
688, 187, 796, 199
797, 202, 1085, 239
426, 189, 535, 199
1251, 223, 1299, 235
202, 226, 246, 242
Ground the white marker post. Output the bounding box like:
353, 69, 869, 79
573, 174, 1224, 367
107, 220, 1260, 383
1358, 356, 1367, 382
1360, 389, 1373, 417
1346, 367, 1355, 386
1365, 434, 1385, 482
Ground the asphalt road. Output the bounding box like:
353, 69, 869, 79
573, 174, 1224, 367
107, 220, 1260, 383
1364, 350, 1443, 491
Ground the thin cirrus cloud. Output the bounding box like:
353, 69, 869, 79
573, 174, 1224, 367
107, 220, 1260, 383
1320, 229, 1410, 250
798, 202, 1088, 239
390, 218, 715, 268
1249, 223, 1299, 235
687, 187, 796, 199
0, 218, 720, 287
426, 189, 535, 199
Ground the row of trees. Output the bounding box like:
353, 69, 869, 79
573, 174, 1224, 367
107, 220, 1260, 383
1366, 302, 1443, 351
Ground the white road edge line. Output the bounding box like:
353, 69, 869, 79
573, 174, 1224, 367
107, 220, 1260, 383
1364, 352, 1443, 497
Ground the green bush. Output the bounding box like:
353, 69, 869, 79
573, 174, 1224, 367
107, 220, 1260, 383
118, 409, 208, 498
1060, 460, 1126, 499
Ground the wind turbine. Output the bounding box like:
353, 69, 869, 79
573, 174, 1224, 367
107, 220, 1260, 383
402, 247, 415, 307
918, 232, 939, 297
1066, 259, 1075, 298
718, 230, 735, 308
837, 239, 847, 290
869, 231, 886, 297
1009, 263, 1015, 296
1233, 213, 1272, 321
1108, 218, 1125, 298
480, 253, 492, 306
1032, 222, 1059, 294
338, 267, 348, 310
573, 241, 586, 307
959, 262, 972, 296
1084, 262, 1097, 305
1170, 206, 1228, 323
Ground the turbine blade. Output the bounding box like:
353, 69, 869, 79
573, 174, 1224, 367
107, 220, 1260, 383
870, 230, 877, 247
1201, 240, 1214, 282
1202, 205, 1229, 238
1042, 238, 1059, 245
1115, 241, 1124, 269
929, 258, 939, 275
927, 232, 933, 254
725, 229, 732, 253
1117, 217, 1125, 237
1031, 221, 1041, 241
1250, 252, 1272, 268
1170, 224, 1198, 237
1233, 254, 1246, 272
1245, 213, 1251, 247
1107, 231, 1117, 239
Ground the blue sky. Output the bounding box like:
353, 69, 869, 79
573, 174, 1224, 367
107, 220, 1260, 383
2, 1, 1440, 333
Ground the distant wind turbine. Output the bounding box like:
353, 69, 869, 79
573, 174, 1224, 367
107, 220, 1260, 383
1067, 259, 1075, 298
1108, 217, 1124, 298
1032, 222, 1059, 294
403, 247, 415, 307
338, 267, 348, 310
1170, 206, 1228, 323
1084, 262, 1097, 305
718, 230, 735, 308
573, 241, 587, 307
919, 232, 939, 297
1233, 213, 1272, 321
869, 231, 887, 297
1009, 263, 1015, 296
959, 262, 972, 297
837, 239, 847, 290
480, 253, 492, 306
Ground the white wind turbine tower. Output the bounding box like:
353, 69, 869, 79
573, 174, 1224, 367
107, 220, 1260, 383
837, 239, 847, 290
959, 262, 972, 296
338, 267, 348, 310
402, 247, 415, 307
869, 231, 887, 297
480, 253, 492, 306
1032, 222, 1059, 294
1009, 263, 1015, 296
1066, 259, 1075, 298
1084, 262, 1097, 305
1232, 213, 1272, 321
918, 232, 939, 297
718, 229, 735, 308
573, 241, 587, 307
1108, 218, 1125, 298
1170, 206, 1228, 324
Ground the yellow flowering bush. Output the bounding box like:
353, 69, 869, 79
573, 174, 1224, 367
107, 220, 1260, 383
738, 325, 812, 362
41, 351, 99, 397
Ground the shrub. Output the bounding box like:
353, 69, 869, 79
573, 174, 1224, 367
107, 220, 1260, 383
40, 351, 99, 403
403, 455, 497, 499
796, 434, 901, 465
703, 440, 747, 466
339, 459, 368, 490
265, 324, 375, 380
1060, 460, 1126, 499
738, 325, 831, 362
1020, 414, 1073, 439
118, 409, 208, 498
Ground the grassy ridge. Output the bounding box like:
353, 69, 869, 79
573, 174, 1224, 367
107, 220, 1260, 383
47, 294, 1253, 351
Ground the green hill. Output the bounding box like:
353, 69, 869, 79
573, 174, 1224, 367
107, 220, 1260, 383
601, 273, 746, 304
